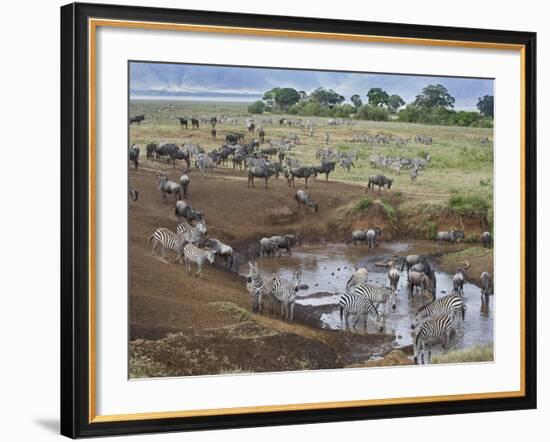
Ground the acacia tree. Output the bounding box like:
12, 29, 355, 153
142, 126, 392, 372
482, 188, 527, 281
309, 87, 345, 108
350, 94, 363, 109
263, 87, 301, 110
414, 84, 455, 110
477, 95, 494, 118
366, 88, 390, 107
388, 94, 405, 114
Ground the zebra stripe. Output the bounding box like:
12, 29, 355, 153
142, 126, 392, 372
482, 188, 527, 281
339, 291, 382, 330
413, 314, 455, 364
149, 227, 184, 261
176, 220, 207, 248
269, 270, 301, 321
246, 262, 271, 313
355, 284, 396, 313
182, 243, 215, 278
412, 294, 465, 329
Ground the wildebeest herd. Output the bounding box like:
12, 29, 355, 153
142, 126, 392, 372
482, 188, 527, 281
129, 112, 494, 366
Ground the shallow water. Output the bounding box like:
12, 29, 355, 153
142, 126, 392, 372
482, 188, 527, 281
256, 242, 494, 358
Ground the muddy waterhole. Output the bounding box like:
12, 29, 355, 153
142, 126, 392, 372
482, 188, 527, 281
253, 241, 494, 358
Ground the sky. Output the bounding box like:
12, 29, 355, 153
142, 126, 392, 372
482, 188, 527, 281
130, 62, 493, 111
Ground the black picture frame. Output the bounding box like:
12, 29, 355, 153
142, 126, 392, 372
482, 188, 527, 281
61, 2, 537, 438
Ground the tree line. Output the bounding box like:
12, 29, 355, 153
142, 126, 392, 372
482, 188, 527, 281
248, 84, 494, 128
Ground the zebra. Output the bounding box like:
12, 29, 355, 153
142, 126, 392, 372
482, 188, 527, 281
179, 170, 190, 197
246, 262, 271, 313
411, 294, 465, 330
452, 268, 466, 296
176, 219, 207, 248
482, 231, 492, 248
355, 283, 396, 313
413, 314, 455, 364
339, 291, 383, 331
268, 270, 302, 321
182, 243, 215, 278
148, 227, 185, 262
410, 166, 419, 183
196, 153, 213, 176
387, 262, 400, 294
366, 229, 377, 249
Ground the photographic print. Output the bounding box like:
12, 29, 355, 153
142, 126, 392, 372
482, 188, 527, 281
128, 62, 495, 377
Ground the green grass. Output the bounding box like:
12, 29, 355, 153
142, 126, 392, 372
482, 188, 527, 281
208, 302, 251, 322
130, 99, 494, 221
431, 344, 493, 364
351, 196, 374, 215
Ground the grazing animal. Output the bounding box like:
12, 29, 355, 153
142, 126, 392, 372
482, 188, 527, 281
128, 187, 139, 202
174, 200, 203, 224
366, 227, 382, 249
146, 143, 157, 160
411, 294, 465, 330
191, 118, 199, 129
182, 243, 215, 278
204, 238, 233, 269
436, 230, 456, 244
148, 227, 184, 261
356, 283, 396, 313
294, 190, 318, 213
347, 229, 368, 246
269, 234, 300, 255
401, 254, 423, 272
339, 291, 383, 331
340, 157, 355, 172
157, 174, 181, 203
247, 165, 277, 189
286, 166, 317, 188
129, 145, 140, 169
482, 231, 492, 248
211, 128, 217, 139
410, 166, 419, 183
177, 117, 188, 129
179, 171, 190, 197
196, 153, 214, 176
345, 267, 369, 293
413, 314, 455, 364
387, 262, 400, 294
480, 271, 492, 298
129, 115, 145, 125
408, 270, 435, 301
246, 262, 270, 313
452, 268, 466, 295
268, 270, 302, 321
314, 160, 336, 181
258, 128, 265, 143
367, 175, 393, 193
176, 220, 207, 253
259, 237, 281, 257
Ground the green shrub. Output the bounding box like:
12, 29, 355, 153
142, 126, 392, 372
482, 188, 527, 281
248, 100, 265, 114
355, 104, 390, 121
352, 197, 374, 215
447, 195, 490, 215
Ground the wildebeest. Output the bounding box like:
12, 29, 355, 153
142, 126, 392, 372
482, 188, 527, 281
247, 165, 278, 189
408, 270, 435, 301
157, 174, 181, 202
179, 170, 190, 197
367, 174, 393, 193
482, 231, 492, 248
285, 166, 317, 188
259, 237, 281, 257
211, 128, 217, 139
210, 116, 217, 127
436, 230, 465, 244
129, 145, 140, 169
204, 238, 233, 269
146, 142, 157, 160
480, 271, 492, 298
313, 160, 336, 181
226, 133, 244, 144
347, 229, 368, 246
258, 127, 265, 143
401, 254, 422, 272
191, 118, 199, 129
269, 234, 300, 255
295, 190, 318, 213
175, 200, 203, 223
247, 121, 255, 133
177, 117, 188, 129
409, 256, 437, 290
129, 115, 145, 125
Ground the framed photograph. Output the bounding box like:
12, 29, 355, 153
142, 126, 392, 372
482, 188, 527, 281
60, 2, 537, 438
